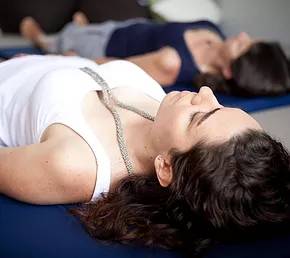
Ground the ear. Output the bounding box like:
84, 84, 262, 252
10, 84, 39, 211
154, 155, 173, 187
222, 65, 232, 79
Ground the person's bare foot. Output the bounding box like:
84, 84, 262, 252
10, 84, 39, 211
20, 17, 48, 50
73, 12, 89, 26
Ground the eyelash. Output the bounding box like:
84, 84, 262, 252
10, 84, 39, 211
189, 112, 200, 124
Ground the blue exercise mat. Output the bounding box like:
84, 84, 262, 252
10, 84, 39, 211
0, 46, 43, 59
1, 194, 290, 258
0, 195, 182, 258
1, 47, 290, 258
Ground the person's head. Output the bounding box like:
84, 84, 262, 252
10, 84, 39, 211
150, 86, 261, 161
196, 33, 290, 96
223, 32, 255, 61
73, 88, 290, 256
152, 87, 290, 241
164, 129, 290, 232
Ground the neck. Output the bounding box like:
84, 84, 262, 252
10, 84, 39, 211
127, 119, 158, 174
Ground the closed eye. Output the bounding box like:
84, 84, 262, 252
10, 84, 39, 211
189, 108, 221, 127
189, 112, 202, 125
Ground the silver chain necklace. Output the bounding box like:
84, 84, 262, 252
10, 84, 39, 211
80, 67, 155, 176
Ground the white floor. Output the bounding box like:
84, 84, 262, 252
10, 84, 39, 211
0, 34, 30, 47
252, 106, 290, 150
216, 0, 290, 150
217, 0, 290, 55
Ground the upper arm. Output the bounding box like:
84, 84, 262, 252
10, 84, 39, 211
0, 138, 97, 204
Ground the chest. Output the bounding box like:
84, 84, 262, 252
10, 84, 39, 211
184, 29, 223, 67
41, 86, 160, 191
81, 87, 159, 183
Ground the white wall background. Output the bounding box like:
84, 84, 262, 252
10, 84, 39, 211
214, 0, 290, 149
216, 0, 290, 55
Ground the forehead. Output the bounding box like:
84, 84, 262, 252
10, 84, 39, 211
193, 108, 262, 142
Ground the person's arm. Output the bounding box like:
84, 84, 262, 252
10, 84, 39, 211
0, 138, 96, 205
95, 56, 117, 64
95, 47, 181, 86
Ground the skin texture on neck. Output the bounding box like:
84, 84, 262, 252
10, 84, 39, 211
183, 29, 227, 75
184, 29, 255, 79
126, 118, 158, 174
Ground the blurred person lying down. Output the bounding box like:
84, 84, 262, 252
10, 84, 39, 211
21, 12, 290, 96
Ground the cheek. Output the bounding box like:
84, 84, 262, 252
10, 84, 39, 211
156, 113, 185, 142
160, 112, 184, 138
228, 43, 238, 59
154, 103, 198, 146
153, 110, 178, 139
168, 117, 195, 150
224, 39, 238, 59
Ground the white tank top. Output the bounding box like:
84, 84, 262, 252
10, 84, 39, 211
0, 55, 166, 200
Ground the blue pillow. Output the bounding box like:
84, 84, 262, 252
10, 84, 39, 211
1, 194, 290, 258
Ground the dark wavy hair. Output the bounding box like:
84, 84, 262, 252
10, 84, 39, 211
72, 129, 290, 257
195, 42, 290, 96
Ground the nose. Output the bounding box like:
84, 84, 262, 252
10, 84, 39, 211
198, 86, 214, 96
193, 86, 222, 107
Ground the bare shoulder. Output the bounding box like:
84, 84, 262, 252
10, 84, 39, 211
40, 124, 98, 202
0, 127, 98, 204
184, 28, 223, 44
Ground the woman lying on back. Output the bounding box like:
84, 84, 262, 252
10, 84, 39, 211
0, 55, 289, 256
21, 13, 290, 96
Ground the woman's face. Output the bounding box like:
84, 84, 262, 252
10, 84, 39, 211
223, 32, 255, 61
151, 87, 262, 153
187, 31, 256, 78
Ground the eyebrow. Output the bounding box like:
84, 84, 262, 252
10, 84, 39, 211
197, 108, 222, 126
